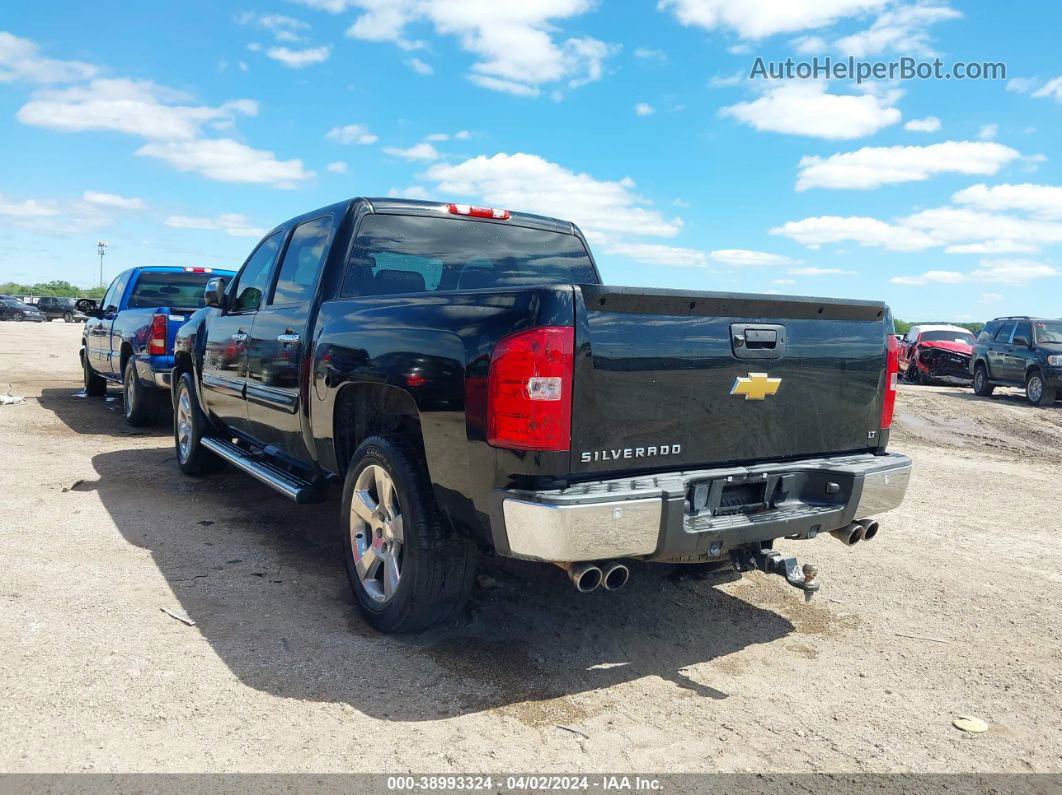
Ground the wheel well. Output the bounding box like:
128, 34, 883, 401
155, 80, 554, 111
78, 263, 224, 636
1026, 366, 1042, 382
333, 383, 425, 476
173, 350, 193, 378
119, 342, 134, 374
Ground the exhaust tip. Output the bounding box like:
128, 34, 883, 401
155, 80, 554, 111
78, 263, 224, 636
601, 562, 630, 591
831, 522, 865, 546
574, 565, 602, 592
861, 520, 880, 541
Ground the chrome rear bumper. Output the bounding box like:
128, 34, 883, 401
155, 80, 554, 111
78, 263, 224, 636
493, 452, 912, 563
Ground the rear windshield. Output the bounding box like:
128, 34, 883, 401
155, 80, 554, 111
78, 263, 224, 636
127, 271, 222, 310
342, 214, 598, 297
1034, 321, 1062, 343
921, 330, 975, 344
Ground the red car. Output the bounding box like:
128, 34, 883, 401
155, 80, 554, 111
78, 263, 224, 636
899, 324, 977, 385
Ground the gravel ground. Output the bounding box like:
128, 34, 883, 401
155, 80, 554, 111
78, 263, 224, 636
1, 320, 1059, 773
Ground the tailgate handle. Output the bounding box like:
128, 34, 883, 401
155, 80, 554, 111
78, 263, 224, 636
731, 323, 786, 360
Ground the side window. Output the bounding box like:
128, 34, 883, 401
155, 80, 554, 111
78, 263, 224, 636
978, 322, 1000, 343
270, 216, 333, 307
1013, 321, 1031, 343
102, 273, 129, 313
232, 232, 283, 313
904, 327, 918, 342
994, 321, 1016, 342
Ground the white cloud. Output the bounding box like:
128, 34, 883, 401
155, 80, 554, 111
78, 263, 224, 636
771, 278, 797, 285
325, 123, 378, 144
602, 242, 709, 267
970, 259, 1058, 284
325, 160, 348, 173
16, 78, 258, 140
387, 185, 432, 200
673, 198, 690, 208
709, 249, 798, 266
165, 213, 266, 238
904, 115, 941, 132
721, 80, 901, 140
236, 12, 311, 41
0, 196, 59, 218
901, 206, 1062, 248
952, 183, 1062, 219
82, 191, 145, 210
890, 269, 964, 286
331, 1, 614, 96
1006, 77, 1039, 94
770, 215, 938, 251
634, 46, 666, 62
0, 31, 98, 84
1032, 77, 1062, 102
454, 130, 471, 140
795, 141, 1021, 190
791, 35, 827, 54
658, 0, 886, 39
136, 139, 313, 188
264, 45, 331, 68
945, 241, 1040, 255
977, 123, 998, 141
423, 152, 684, 239
634, 102, 655, 116
406, 57, 433, 75
790, 266, 856, 276
383, 142, 441, 160
425, 133, 449, 141
892, 260, 1058, 286
835, 2, 960, 57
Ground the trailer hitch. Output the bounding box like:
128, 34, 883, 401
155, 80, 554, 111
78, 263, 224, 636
731, 548, 820, 602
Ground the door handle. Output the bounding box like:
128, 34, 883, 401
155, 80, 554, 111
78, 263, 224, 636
276, 333, 300, 344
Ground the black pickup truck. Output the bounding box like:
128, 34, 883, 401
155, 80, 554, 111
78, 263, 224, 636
173, 197, 912, 632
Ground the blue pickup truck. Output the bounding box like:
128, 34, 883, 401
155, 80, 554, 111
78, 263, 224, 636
80, 265, 235, 426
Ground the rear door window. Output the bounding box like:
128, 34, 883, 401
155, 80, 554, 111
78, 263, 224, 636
270, 217, 333, 307
1012, 321, 1032, 344
994, 321, 1016, 342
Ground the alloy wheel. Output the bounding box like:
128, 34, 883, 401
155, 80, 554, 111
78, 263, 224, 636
349, 464, 405, 603
176, 388, 193, 463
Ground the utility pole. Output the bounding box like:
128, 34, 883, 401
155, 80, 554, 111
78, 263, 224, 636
97, 240, 108, 288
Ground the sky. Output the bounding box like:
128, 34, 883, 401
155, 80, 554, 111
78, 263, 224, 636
1, 0, 1060, 322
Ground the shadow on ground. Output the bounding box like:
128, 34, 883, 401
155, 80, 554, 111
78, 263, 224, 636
41, 386, 800, 722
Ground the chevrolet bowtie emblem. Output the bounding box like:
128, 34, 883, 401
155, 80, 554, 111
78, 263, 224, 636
730, 372, 782, 400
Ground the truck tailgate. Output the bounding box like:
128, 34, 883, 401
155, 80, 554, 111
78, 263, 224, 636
570, 286, 889, 475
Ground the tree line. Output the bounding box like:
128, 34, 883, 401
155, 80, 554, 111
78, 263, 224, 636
0, 280, 106, 300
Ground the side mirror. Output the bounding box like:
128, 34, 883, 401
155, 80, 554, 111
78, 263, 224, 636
204, 277, 228, 309
75, 298, 101, 317
1013, 336, 1030, 348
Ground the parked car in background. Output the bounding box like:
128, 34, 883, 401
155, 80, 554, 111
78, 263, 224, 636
80, 266, 236, 426
899, 324, 976, 385
972, 316, 1062, 406
0, 297, 46, 322
171, 196, 911, 632
36, 296, 87, 323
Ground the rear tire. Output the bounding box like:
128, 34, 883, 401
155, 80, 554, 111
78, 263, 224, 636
174, 372, 221, 475
82, 349, 107, 397
341, 434, 477, 633
13, 314, 23, 322
63, 312, 73, 323
123, 361, 160, 427
1026, 371, 1057, 407
973, 364, 994, 396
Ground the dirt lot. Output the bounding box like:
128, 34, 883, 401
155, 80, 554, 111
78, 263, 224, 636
1, 320, 1059, 774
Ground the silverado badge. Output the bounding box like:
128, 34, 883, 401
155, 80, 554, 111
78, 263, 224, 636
730, 372, 781, 400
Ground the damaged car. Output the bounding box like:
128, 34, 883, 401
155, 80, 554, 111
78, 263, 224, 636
899, 324, 977, 385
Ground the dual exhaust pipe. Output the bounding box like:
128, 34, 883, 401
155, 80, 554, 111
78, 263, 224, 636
830, 518, 880, 546
556, 561, 630, 593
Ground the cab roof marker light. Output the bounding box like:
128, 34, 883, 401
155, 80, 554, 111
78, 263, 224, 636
446, 203, 510, 220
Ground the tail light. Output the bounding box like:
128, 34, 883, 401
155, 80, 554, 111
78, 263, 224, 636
881, 333, 899, 429
148, 314, 167, 355
487, 326, 574, 451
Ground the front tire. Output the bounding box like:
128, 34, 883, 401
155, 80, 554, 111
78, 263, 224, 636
973, 364, 994, 396
63, 312, 73, 323
174, 372, 220, 475
342, 435, 477, 633
13, 314, 23, 322
82, 349, 107, 396
1026, 371, 1057, 407
123, 361, 160, 427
